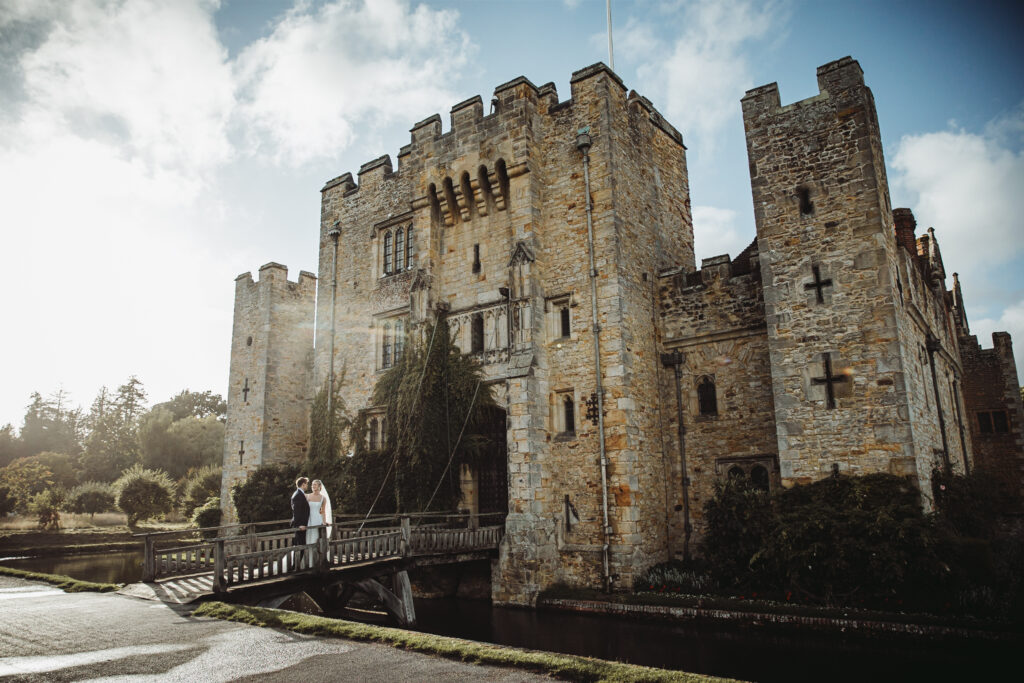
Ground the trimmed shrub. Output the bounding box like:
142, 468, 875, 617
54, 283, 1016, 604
698, 477, 773, 589
231, 463, 300, 524
66, 481, 117, 517
931, 467, 1005, 539
182, 465, 222, 517
192, 496, 221, 537
114, 465, 175, 526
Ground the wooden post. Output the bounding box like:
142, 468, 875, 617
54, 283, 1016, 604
142, 535, 155, 582
317, 532, 329, 575
400, 516, 411, 557
393, 570, 417, 627
469, 512, 479, 531
246, 523, 256, 553
213, 538, 226, 593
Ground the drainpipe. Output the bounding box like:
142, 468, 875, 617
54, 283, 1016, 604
576, 128, 612, 592
326, 223, 341, 417
661, 350, 691, 562
951, 378, 969, 474
926, 333, 951, 473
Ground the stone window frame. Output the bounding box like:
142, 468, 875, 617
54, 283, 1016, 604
551, 388, 577, 441
373, 309, 408, 371
374, 219, 415, 279
977, 410, 1009, 435
696, 375, 718, 418
364, 407, 387, 451
715, 454, 779, 492
545, 293, 576, 343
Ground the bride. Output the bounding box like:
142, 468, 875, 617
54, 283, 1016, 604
305, 479, 333, 546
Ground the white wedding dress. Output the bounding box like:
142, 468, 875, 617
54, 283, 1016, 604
305, 499, 324, 545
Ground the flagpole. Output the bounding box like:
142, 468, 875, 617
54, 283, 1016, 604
606, 0, 614, 70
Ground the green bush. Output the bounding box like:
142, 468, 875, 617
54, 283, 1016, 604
231, 463, 300, 524
931, 467, 1005, 539
114, 465, 175, 526
65, 481, 117, 517
182, 465, 222, 517
698, 477, 773, 589
29, 488, 65, 530
191, 496, 222, 537
0, 486, 14, 516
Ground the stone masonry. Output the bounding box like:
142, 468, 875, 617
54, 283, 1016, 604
222, 58, 1023, 604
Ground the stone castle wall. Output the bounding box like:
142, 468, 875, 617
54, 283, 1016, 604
221, 264, 316, 523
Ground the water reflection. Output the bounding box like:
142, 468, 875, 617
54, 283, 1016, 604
0, 551, 143, 584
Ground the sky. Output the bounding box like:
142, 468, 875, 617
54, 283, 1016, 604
1, 0, 1022, 429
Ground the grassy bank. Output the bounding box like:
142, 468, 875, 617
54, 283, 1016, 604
193, 602, 735, 683
0, 565, 120, 592
0, 517, 192, 557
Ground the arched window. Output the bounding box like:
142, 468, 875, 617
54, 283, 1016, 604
383, 231, 393, 275
405, 227, 413, 269
369, 417, 379, 450
380, 416, 387, 447
563, 395, 575, 434
560, 306, 571, 338
395, 228, 405, 272
728, 465, 744, 480
394, 319, 404, 360
750, 465, 770, 492
382, 323, 392, 368
697, 375, 717, 416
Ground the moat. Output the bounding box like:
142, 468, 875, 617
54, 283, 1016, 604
1, 551, 1015, 682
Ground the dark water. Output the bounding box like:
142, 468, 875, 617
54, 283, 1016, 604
407, 598, 1015, 683
4, 552, 1015, 682
0, 550, 143, 584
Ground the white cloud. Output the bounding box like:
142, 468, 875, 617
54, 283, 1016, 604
891, 105, 1024, 372
892, 116, 1024, 273
691, 205, 748, 263
620, 0, 784, 149
233, 0, 474, 166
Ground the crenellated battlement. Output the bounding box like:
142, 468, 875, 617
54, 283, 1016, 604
234, 263, 316, 297
742, 56, 863, 120
322, 63, 678, 203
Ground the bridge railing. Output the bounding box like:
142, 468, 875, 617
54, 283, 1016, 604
139, 512, 505, 589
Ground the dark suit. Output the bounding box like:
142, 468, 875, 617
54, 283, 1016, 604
291, 488, 310, 549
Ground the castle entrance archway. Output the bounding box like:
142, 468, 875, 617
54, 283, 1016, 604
474, 404, 508, 516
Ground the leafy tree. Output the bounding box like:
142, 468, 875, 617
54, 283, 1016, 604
153, 390, 226, 422
932, 467, 1006, 539
21, 451, 79, 489
66, 481, 117, 518
140, 409, 224, 480
351, 316, 496, 514
0, 424, 20, 469
114, 464, 174, 526
181, 465, 222, 517
231, 463, 300, 524
0, 458, 55, 512
699, 476, 774, 588
29, 488, 65, 530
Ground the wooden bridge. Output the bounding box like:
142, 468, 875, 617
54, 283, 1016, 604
128, 513, 503, 626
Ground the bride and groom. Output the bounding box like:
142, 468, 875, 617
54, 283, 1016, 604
290, 477, 333, 553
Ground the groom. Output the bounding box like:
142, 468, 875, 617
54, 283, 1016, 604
290, 477, 310, 561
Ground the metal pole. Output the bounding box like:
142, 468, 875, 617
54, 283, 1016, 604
606, 0, 614, 71
327, 223, 341, 415
577, 129, 612, 592
662, 350, 691, 562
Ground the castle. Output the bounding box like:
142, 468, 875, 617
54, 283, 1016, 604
220, 57, 1024, 605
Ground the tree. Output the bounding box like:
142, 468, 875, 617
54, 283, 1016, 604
114, 464, 174, 526
22, 451, 79, 490
153, 390, 226, 422
0, 486, 14, 516
304, 375, 351, 503
0, 458, 54, 512
66, 482, 117, 518
19, 390, 83, 458
181, 465, 222, 517
81, 379, 147, 482
29, 488, 65, 530
0, 424, 20, 469
351, 316, 496, 514
231, 463, 300, 524
192, 496, 222, 536
140, 408, 224, 480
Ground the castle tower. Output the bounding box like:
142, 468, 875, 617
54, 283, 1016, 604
220, 263, 316, 523
316, 63, 692, 603
742, 57, 970, 490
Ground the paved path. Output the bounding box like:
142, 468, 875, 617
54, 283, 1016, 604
0, 576, 552, 682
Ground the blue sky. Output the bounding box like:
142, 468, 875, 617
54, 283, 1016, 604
1, 0, 1021, 428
